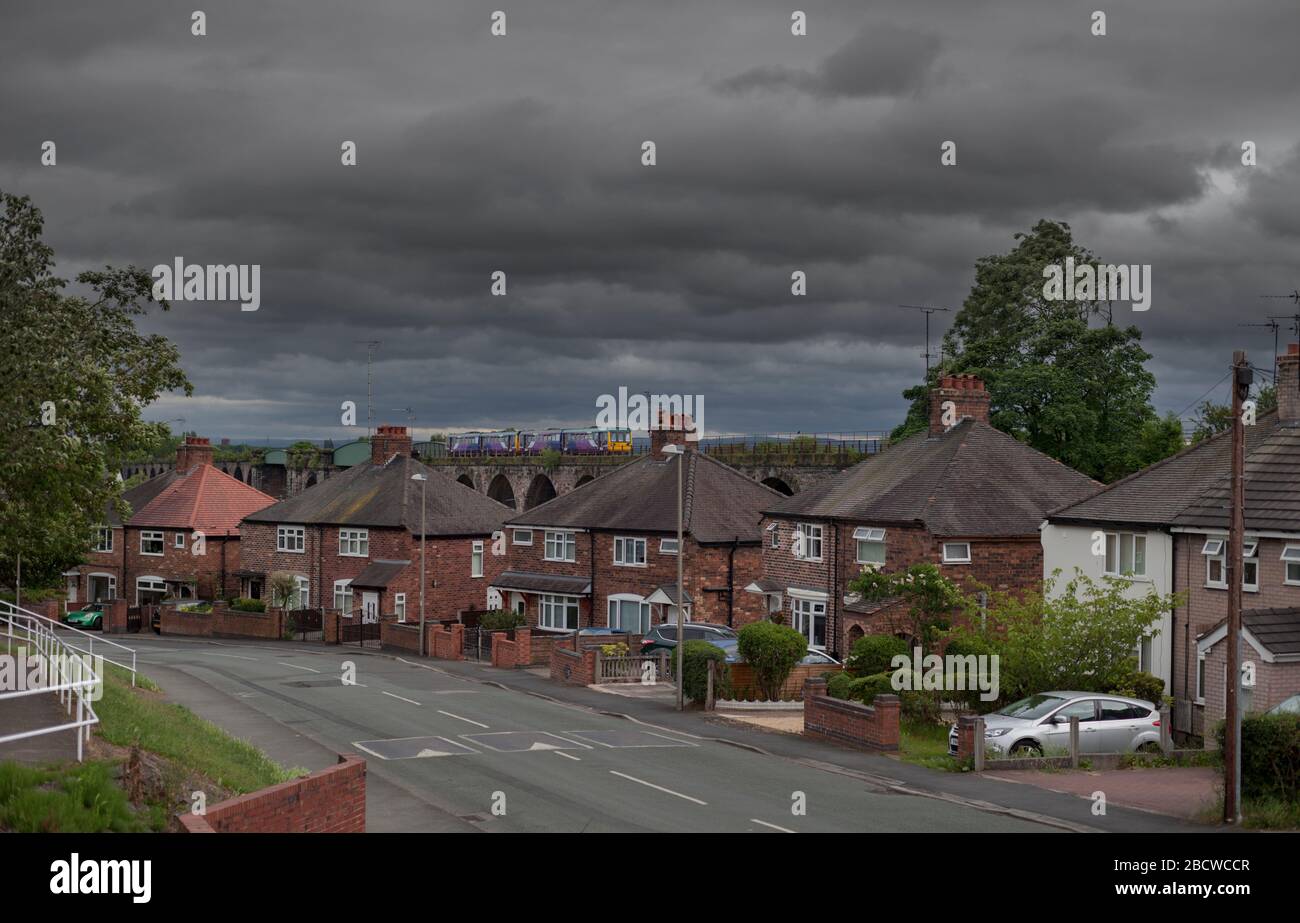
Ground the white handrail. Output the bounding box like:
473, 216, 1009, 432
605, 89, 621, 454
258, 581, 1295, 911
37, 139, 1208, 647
0, 600, 136, 685
0, 604, 102, 762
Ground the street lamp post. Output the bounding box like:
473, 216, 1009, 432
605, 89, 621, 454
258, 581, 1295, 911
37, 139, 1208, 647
411, 473, 428, 656
663, 443, 686, 711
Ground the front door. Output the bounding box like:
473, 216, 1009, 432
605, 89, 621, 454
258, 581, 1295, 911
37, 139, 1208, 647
66, 575, 78, 603
362, 592, 379, 623
793, 598, 827, 650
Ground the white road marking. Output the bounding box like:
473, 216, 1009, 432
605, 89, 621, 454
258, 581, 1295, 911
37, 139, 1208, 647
438, 710, 489, 728
555, 751, 581, 761
381, 690, 422, 706
609, 771, 707, 806
750, 818, 795, 833
277, 661, 320, 673
204, 652, 259, 661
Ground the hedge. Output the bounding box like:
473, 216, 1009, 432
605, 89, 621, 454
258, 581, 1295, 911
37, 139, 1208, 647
1215, 713, 1300, 802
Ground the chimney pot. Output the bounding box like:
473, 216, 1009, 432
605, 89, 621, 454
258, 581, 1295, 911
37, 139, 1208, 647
928, 375, 991, 436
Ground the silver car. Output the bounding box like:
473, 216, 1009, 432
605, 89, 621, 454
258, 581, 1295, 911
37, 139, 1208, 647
947, 691, 1162, 758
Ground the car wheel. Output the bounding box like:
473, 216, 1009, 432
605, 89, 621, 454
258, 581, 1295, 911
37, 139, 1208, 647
1136, 741, 1161, 754
1009, 740, 1043, 758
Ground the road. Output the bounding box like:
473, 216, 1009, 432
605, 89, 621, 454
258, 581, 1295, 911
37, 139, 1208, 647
123, 635, 1058, 833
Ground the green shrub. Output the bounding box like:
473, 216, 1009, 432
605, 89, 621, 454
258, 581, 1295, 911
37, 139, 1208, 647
826, 671, 855, 700
846, 634, 908, 677
600, 641, 630, 657
229, 597, 266, 613
681, 640, 729, 704
737, 622, 807, 701
1108, 669, 1166, 707
1215, 712, 1300, 802
479, 609, 526, 631
845, 673, 895, 704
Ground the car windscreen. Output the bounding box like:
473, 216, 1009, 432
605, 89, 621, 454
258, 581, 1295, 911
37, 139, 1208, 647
995, 694, 1066, 720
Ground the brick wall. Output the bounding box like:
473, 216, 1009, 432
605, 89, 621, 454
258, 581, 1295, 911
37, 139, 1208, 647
431, 623, 465, 660
501, 529, 764, 631
549, 642, 597, 685
124, 527, 241, 602
159, 604, 213, 637
1171, 532, 1300, 739
102, 598, 129, 634
1201, 637, 1300, 732
158, 602, 285, 639
801, 676, 899, 751
239, 522, 502, 622
178, 754, 365, 833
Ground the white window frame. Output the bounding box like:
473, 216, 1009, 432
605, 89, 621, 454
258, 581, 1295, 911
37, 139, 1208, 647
1204, 536, 1227, 588
1195, 652, 1207, 705
135, 576, 166, 605
766, 522, 779, 549
942, 542, 971, 564
293, 575, 310, 610
614, 536, 648, 567
471, 540, 484, 578
333, 579, 353, 615
1104, 532, 1147, 578
795, 523, 823, 561
539, 594, 580, 631
174, 532, 186, 549
1243, 540, 1259, 592
544, 530, 576, 563
512, 529, 533, 546
277, 525, 305, 553
1282, 544, 1300, 585
92, 527, 114, 554
853, 527, 886, 567
792, 597, 828, 651
395, 593, 406, 622
140, 531, 164, 556
339, 528, 369, 557
607, 593, 651, 634
659, 537, 679, 555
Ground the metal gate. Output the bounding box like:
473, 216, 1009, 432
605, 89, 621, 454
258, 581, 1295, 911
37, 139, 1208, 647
339, 615, 380, 645
462, 625, 495, 661
125, 606, 143, 633
287, 608, 323, 640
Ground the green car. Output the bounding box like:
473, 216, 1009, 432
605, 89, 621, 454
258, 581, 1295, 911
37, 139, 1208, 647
65, 602, 106, 630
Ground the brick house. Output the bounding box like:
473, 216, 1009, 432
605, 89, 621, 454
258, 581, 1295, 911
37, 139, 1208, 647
755, 375, 1099, 657
238, 425, 507, 623
64, 470, 174, 605
69, 436, 277, 605
496, 424, 780, 636
1047, 346, 1300, 743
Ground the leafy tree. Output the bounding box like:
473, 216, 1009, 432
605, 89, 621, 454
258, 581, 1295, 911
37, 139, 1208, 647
945, 570, 1182, 709
0, 191, 191, 591
736, 622, 807, 701
891, 220, 1168, 482
267, 571, 299, 610
847, 562, 965, 650
1191, 384, 1276, 442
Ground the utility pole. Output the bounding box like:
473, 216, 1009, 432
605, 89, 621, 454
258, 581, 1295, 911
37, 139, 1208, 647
1224, 349, 1251, 824
899, 305, 952, 378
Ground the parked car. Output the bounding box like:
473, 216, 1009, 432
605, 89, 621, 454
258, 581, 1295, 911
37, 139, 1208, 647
706, 638, 840, 666
947, 691, 1161, 758
1266, 693, 1300, 715
64, 602, 106, 630
639, 622, 737, 653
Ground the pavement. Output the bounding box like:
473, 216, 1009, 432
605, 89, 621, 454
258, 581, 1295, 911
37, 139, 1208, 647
42, 633, 1222, 833
0, 691, 81, 766
984, 767, 1222, 821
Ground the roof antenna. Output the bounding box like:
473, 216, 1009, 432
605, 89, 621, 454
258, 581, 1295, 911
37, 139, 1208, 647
899, 305, 952, 378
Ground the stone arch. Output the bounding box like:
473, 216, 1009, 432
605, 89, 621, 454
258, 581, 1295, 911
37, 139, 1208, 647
233, 464, 244, 483
456, 473, 476, 490
761, 476, 794, 496
487, 473, 517, 510
306, 472, 318, 489
524, 473, 557, 510
574, 474, 595, 489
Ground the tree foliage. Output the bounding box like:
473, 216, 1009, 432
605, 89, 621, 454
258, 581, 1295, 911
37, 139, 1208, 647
0, 191, 191, 589
847, 562, 965, 650
892, 220, 1171, 482
1191, 384, 1276, 442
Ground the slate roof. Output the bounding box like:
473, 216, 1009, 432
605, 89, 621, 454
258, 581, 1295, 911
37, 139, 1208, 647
127, 465, 276, 534
348, 559, 411, 589
243, 454, 505, 537
1202, 607, 1300, 658
768, 420, 1099, 537
506, 452, 782, 543
1049, 412, 1300, 533
491, 571, 592, 595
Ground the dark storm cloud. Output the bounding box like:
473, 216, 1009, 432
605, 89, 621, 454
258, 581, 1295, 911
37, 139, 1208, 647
1, 0, 1298, 442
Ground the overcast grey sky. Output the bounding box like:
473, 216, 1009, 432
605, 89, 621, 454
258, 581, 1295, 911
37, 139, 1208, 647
3, 0, 1298, 443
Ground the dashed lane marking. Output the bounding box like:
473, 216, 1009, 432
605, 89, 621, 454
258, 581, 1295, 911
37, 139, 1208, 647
609, 771, 707, 806
438, 710, 489, 728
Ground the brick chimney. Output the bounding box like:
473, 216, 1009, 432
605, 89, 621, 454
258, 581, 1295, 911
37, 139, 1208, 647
929, 374, 991, 436
371, 424, 413, 464
1279, 345, 1300, 424
176, 436, 214, 473
649, 410, 699, 455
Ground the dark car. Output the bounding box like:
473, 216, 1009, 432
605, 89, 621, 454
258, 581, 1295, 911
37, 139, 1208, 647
639, 622, 737, 653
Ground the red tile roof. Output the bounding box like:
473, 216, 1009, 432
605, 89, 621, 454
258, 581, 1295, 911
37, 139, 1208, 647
128, 464, 275, 534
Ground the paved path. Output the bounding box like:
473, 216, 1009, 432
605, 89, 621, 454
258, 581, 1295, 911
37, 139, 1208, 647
118, 635, 1076, 833
985, 767, 1221, 821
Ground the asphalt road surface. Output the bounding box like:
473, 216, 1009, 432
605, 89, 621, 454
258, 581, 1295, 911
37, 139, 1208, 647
125, 635, 1057, 833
